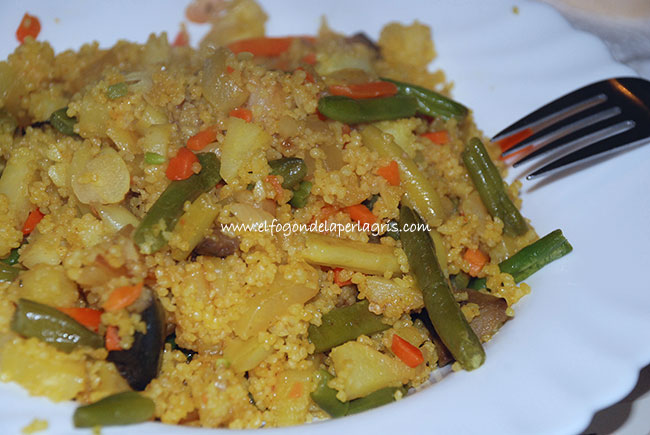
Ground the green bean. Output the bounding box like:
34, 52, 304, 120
311, 370, 349, 417
469, 229, 573, 290
384, 219, 400, 240
11, 299, 104, 353
73, 391, 155, 428
308, 300, 390, 353
289, 180, 312, 208
310, 369, 405, 418
49, 107, 76, 136
362, 194, 380, 211
382, 78, 468, 120
0, 263, 20, 282
134, 153, 221, 254
347, 386, 406, 415
318, 95, 418, 124
462, 138, 528, 237
400, 206, 484, 370
1, 246, 20, 265
106, 82, 128, 100
451, 271, 471, 290
269, 157, 307, 189
144, 152, 165, 165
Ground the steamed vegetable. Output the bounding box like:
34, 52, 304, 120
11, 298, 104, 353
318, 95, 418, 124
328, 82, 398, 99
302, 233, 400, 275
268, 157, 307, 189
134, 152, 221, 254
462, 137, 528, 237
289, 181, 312, 208
382, 78, 468, 120
49, 107, 76, 136
469, 229, 573, 289
308, 300, 389, 353
73, 391, 155, 428
107, 295, 165, 391
400, 206, 485, 370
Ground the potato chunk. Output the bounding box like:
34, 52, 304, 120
71, 144, 130, 204
19, 264, 78, 307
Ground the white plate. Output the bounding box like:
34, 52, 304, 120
1, 1, 649, 434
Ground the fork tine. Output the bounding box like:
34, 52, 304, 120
501, 104, 620, 157
512, 112, 628, 167
492, 79, 612, 143
526, 124, 646, 179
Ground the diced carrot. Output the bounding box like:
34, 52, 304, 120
288, 381, 303, 399
302, 52, 316, 65
227, 36, 313, 57
57, 307, 103, 332
103, 282, 144, 312
463, 248, 489, 277
391, 334, 424, 368
312, 205, 339, 224
495, 128, 533, 152
22, 209, 44, 235
376, 160, 400, 186
16, 13, 41, 44
333, 268, 352, 286
229, 107, 252, 122
329, 81, 398, 99
187, 126, 217, 151
172, 26, 189, 47
166, 147, 198, 181
105, 326, 121, 351
226, 66, 235, 74
421, 130, 449, 145
266, 175, 284, 201
344, 204, 377, 227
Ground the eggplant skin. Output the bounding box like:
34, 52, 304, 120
107, 296, 166, 391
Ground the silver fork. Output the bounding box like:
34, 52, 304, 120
493, 77, 650, 179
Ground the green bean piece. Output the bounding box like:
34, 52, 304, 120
144, 152, 166, 165
362, 194, 380, 211
106, 82, 128, 99
1, 246, 20, 265
347, 386, 406, 415
11, 299, 103, 353
318, 95, 418, 124
290, 180, 312, 208
73, 391, 155, 428
134, 153, 221, 254
467, 277, 486, 290
462, 138, 528, 237
400, 206, 485, 370
268, 157, 307, 189
308, 300, 390, 353
311, 369, 405, 418
384, 219, 400, 240
0, 263, 20, 282
382, 78, 468, 120
49, 107, 76, 136
451, 271, 471, 290
311, 370, 349, 418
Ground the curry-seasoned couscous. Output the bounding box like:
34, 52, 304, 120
0, 0, 572, 429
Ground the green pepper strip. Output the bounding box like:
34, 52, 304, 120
1, 246, 20, 265
73, 391, 155, 428
290, 180, 312, 208
308, 300, 389, 353
400, 206, 485, 370
469, 229, 573, 289
311, 370, 405, 418
462, 137, 528, 237
49, 107, 77, 136
317, 95, 418, 124
268, 157, 307, 189
382, 78, 468, 120
106, 82, 128, 100
134, 153, 221, 254
11, 298, 104, 353
0, 263, 20, 282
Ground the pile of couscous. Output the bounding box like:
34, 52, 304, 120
0, 0, 572, 429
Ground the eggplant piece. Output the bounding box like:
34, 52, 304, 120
192, 228, 240, 258
413, 288, 510, 367
107, 294, 165, 391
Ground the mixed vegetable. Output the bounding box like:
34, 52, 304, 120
0, 4, 575, 429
